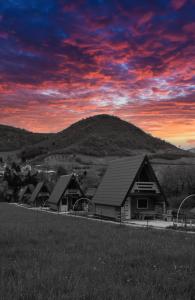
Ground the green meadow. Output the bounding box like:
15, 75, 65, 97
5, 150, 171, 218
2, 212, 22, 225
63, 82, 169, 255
0, 203, 195, 300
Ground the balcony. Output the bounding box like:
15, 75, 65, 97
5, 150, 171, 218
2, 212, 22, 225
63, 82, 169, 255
131, 181, 160, 194
67, 189, 80, 194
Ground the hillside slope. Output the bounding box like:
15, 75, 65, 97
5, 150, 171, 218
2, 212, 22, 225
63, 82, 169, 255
0, 115, 181, 157
189, 148, 195, 153
0, 124, 51, 151
42, 114, 178, 156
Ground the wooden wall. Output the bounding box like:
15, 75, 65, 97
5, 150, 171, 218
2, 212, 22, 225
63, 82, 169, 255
94, 204, 120, 220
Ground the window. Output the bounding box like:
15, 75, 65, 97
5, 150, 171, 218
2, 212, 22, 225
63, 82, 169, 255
137, 198, 148, 209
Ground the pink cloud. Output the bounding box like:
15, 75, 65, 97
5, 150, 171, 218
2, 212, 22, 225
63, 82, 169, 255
183, 22, 195, 33
187, 139, 195, 145
171, 0, 187, 10
138, 11, 154, 26
0, 31, 8, 39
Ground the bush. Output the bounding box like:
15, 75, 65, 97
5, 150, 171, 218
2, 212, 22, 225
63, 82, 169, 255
56, 166, 68, 176
82, 170, 100, 188
161, 165, 195, 201
19, 146, 48, 161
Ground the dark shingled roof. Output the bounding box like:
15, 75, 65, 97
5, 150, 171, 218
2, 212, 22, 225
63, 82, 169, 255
18, 184, 34, 202
29, 182, 49, 204
48, 174, 85, 206
48, 175, 72, 205
18, 186, 28, 202
93, 155, 149, 206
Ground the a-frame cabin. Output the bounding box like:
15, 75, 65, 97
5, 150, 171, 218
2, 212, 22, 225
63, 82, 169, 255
29, 181, 51, 206
93, 155, 167, 221
48, 174, 84, 212
18, 184, 35, 203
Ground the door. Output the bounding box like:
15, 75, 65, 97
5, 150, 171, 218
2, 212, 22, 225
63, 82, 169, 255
61, 196, 68, 212
124, 197, 131, 220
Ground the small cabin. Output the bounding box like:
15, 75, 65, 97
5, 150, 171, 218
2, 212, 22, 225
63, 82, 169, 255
29, 182, 51, 206
93, 155, 167, 221
18, 184, 35, 204
48, 174, 84, 212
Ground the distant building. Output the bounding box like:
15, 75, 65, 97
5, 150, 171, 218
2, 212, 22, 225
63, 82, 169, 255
18, 184, 35, 203
29, 181, 51, 206
48, 174, 84, 212
93, 155, 167, 221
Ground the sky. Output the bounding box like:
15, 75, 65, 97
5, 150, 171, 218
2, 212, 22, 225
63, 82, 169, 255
0, 0, 195, 148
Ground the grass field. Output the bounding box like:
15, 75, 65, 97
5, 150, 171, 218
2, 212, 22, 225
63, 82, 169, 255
0, 204, 195, 300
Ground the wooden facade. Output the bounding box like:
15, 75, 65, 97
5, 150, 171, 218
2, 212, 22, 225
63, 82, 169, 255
29, 182, 50, 206
48, 174, 84, 212
93, 155, 167, 221
18, 184, 35, 203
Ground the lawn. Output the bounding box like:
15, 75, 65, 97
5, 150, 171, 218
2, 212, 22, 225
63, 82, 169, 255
0, 203, 195, 300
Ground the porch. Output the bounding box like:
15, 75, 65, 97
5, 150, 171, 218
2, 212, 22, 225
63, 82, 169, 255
121, 194, 165, 221
60, 191, 83, 212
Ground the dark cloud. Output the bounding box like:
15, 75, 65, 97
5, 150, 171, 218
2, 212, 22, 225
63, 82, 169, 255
0, 0, 194, 146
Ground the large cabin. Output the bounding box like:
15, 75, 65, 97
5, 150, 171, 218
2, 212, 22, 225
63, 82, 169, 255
93, 155, 167, 221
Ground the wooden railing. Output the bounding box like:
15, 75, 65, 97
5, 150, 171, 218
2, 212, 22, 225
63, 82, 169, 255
131, 181, 159, 193
67, 189, 80, 194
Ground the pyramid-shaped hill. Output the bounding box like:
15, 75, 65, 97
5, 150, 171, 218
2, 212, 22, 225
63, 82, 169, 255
47, 114, 179, 156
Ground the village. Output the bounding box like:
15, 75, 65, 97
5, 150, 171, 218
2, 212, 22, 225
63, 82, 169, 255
0, 154, 195, 231
1, 149, 195, 298
0, 0, 195, 298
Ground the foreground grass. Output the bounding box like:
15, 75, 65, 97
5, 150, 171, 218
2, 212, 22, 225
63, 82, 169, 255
0, 204, 195, 300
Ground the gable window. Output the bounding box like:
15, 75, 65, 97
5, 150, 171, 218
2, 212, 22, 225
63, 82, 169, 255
137, 198, 148, 209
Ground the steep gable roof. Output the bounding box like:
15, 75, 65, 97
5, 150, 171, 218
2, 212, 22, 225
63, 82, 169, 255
48, 174, 83, 205
29, 181, 49, 204
18, 184, 34, 202
18, 186, 28, 202
48, 175, 72, 205
93, 155, 159, 207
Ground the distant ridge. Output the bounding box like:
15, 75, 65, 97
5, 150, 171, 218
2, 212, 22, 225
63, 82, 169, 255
0, 114, 181, 157
0, 124, 51, 151
189, 148, 195, 153
33, 114, 179, 157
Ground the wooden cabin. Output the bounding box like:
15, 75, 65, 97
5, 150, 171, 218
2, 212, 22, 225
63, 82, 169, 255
18, 184, 34, 203
48, 174, 84, 212
93, 155, 167, 221
29, 182, 51, 206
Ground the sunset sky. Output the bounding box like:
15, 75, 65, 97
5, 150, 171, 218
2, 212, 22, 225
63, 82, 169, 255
0, 0, 195, 148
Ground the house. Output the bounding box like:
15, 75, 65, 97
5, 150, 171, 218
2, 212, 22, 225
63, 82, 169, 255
18, 184, 34, 203
48, 174, 84, 212
93, 155, 167, 221
29, 181, 51, 206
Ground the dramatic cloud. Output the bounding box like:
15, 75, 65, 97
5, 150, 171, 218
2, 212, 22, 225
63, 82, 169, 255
171, 0, 187, 10
0, 0, 194, 148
